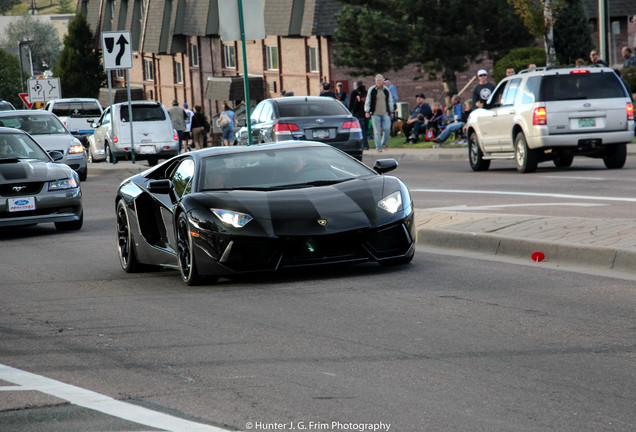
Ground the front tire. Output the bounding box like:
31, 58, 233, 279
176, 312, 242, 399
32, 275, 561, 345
105, 143, 113, 164
116, 200, 140, 272
55, 213, 83, 231
468, 132, 490, 171
515, 132, 538, 173
603, 144, 626, 169
78, 167, 87, 182
177, 212, 202, 286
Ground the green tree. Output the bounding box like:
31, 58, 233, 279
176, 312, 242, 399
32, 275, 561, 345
0, 48, 25, 107
56, 0, 75, 14
553, 0, 593, 64
334, 0, 533, 103
494, 46, 546, 81
0, 0, 20, 14
5, 15, 61, 72
54, 14, 106, 98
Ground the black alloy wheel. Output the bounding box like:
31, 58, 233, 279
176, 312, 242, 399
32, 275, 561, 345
116, 200, 139, 272
177, 212, 202, 285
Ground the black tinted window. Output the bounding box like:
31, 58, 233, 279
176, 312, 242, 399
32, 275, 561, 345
540, 72, 627, 101
120, 105, 166, 122
277, 99, 349, 117
51, 101, 102, 117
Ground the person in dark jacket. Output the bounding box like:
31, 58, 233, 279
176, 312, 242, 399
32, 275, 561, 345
348, 82, 369, 149
364, 74, 394, 152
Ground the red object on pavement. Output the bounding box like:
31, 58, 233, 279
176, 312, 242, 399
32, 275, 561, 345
531, 252, 545, 262
19, 93, 33, 109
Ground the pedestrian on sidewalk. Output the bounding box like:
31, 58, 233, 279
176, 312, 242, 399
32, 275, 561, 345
365, 74, 394, 152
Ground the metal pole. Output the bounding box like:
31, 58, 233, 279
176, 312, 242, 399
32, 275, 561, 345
238, 0, 253, 146
126, 69, 135, 164
19, 42, 26, 94
107, 71, 117, 164
598, 0, 607, 61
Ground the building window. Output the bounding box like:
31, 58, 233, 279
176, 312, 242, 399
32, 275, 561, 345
174, 61, 183, 83
115, 69, 125, 79
266, 45, 278, 70
190, 44, 199, 67
308, 46, 318, 73
144, 59, 154, 81
223, 44, 236, 69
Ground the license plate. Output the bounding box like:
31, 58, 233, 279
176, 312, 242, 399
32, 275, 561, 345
138, 145, 156, 154
141, 139, 152, 143
9, 197, 35, 212
578, 118, 596, 128
312, 129, 330, 139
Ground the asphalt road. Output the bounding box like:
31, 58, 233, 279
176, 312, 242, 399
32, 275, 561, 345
1, 161, 635, 431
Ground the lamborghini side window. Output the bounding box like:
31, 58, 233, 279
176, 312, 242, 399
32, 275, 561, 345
171, 158, 195, 198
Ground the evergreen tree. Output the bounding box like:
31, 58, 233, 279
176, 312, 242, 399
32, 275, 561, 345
55, 14, 105, 98
0, 48, 25, 107
334, 0, 533, 102
553, 0, 593, 65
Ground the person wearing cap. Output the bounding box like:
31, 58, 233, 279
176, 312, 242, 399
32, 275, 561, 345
168, 99, 187, 153
335, 82, 349, 106
472, 69, 495, 109
402, 93, 432, 143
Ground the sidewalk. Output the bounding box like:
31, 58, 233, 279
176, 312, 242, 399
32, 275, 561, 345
88, 146, 636, 277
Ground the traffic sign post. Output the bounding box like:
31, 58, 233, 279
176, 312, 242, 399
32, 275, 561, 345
27, 78, 61, 103
102, 31, 134, 163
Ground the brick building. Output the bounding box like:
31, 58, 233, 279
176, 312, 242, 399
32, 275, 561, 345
78, 0, 635, 122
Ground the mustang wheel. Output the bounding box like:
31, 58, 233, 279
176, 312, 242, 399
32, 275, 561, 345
468, 132, 490, 171
116, 200, 140, 272
515, 132, 538, 173
177, 212, 202, 285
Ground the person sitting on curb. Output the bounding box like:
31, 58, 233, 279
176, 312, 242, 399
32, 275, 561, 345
402, 93, 432, 144
433, 100, 473, 144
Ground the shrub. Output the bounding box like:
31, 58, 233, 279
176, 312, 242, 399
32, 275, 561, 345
494, 47, 546, 82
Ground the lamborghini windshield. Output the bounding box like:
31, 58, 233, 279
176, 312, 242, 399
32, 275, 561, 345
199, 146, 376, 191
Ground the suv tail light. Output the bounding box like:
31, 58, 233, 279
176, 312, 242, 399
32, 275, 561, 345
173, 129, 179, 141
273, 123, 300, 132
627, 103, 634, 121
533, 107, 547, 125
570, 69, 590, 74
112, 135, 119, 143
342, 120, 361, 132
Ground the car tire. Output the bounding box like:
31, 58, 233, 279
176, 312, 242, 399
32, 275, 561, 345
105, 143, 112, 164
177, 212, 203, 286
515, 132, 538, 173
468, 132, 490, 171
116, 200, 141, 272
78, 167, 87, 182
553, 154, 573, 168
147, 156, 159, 166
55, 212, 83, 231
87, 148, 94, 163
603, 144, 626, 169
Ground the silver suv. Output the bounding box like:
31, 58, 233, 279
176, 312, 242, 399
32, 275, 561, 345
466, 66, 635, 173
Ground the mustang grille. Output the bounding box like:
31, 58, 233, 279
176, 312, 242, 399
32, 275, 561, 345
0, 182, 44, 197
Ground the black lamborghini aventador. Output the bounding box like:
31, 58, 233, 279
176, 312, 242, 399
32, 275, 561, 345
115, 141, 415, 285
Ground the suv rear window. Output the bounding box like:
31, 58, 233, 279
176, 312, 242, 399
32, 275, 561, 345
277, 99, 349, 117
51, 101, 102, 117
120, 105, 166, 122
540, 72, 627, 101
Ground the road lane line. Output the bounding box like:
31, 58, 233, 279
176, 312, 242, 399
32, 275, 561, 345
429, 203, 606, 211
411, 188, 636, 203
0, 363, 233, 432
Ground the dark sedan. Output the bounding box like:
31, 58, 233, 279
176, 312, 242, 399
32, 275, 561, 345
235, 96, 364, 160
0, 127, 83, 230
115, 142, 414, 285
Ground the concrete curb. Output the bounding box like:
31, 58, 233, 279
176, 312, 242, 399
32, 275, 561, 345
417, 228, 636, 275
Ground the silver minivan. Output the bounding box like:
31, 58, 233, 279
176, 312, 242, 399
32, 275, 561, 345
90, 101, 179, 165
466, 66, 634, 173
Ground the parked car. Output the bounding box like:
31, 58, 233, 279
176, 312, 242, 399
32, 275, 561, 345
235, 96, 364, 160
466, 66, 635, 173
0, 127, 82, 230
91, 101, 179, 165
0, 100, 16, 111
0, 110, 88, 181
115, 142, 414, 285
44, 98, 103, 147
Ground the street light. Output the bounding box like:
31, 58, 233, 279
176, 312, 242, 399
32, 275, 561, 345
18, 40, 34, 95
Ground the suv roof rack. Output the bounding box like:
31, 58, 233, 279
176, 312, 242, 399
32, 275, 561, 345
518, 64, 608, 74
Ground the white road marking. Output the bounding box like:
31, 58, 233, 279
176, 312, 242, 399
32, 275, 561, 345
0, 363, 232, 432
541, 175, 606, 181
430, 203, 606, 211
411, 188, 636, 203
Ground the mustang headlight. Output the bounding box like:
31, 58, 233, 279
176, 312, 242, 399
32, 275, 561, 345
48, 177, 78, 191
378, 191, 402, 214
211, 208, 253, 228
68, 144, 86, 154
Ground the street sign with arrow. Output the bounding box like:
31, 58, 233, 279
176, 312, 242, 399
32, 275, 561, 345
102, 31, 133, 70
